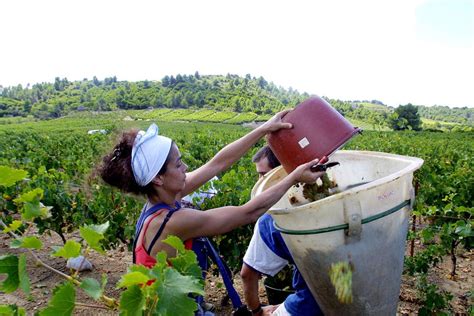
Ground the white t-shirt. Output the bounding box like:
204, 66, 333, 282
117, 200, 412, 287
243, 216, 288, 276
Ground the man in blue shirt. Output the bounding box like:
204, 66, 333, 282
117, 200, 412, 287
241, 146, 322, 316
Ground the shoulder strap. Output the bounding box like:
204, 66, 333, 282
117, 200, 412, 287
133, 202, 178, 264
146, 207, 179, 253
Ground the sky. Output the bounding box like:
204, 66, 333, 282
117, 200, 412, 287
1, 0, 473, 108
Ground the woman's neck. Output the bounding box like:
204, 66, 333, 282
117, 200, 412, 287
148, 191, 177, 208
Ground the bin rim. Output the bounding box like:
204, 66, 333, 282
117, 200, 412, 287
251, 150, 423, 215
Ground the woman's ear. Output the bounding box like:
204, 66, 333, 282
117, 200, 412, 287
152, 176, 164, 186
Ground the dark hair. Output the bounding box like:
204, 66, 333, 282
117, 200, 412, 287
98, 129, 172, 195
252, 145, 281, 169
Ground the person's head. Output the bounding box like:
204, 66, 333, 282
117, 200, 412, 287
252, 145, 281, 178
99, 124, 187, 197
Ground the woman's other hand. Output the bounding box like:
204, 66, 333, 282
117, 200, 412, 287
259, 110, 292, 134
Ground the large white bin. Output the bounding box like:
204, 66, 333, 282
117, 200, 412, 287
251, 150, 423, 315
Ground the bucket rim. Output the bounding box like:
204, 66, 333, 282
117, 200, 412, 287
251, 150, 423, 214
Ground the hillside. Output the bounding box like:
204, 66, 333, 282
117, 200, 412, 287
0, 74, 472, 130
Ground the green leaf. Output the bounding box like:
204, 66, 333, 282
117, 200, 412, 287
0, 305, 14, 315
128, 264, 152, 275
162, 236, 201, 280
168, 251, 202, 280
155, 251, 168, 267
10, 236, 42, 250
420, 228, 435, 243
2, 220, 22, 234
79, 222, 109, 254
162, 235, 186, 253
0, 304, 26, 316
117, 271, 151, 288
52, 240, 81, 259
18, 254, 30, 296
13, 189, 50, 221
21, 202, 43, 221
14, 188, 43, 204
80, 278, 102, 300
0, 255, 19, 293
154, 268, 204, 315
148, 252, 169, 281
39, 282, 75, 316
454, 222, 472, 237
119, 285, 145, 316
0, 166, 28, 187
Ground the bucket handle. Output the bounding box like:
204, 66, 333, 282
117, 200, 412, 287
344, 198, 362, 241
273, 200, 411, 235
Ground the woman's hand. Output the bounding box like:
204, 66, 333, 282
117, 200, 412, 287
259, 110, 293, 134
290, 158, 326, 184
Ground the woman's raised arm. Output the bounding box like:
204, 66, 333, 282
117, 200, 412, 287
181, 110, 292, 197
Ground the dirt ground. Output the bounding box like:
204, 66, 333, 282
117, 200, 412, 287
1, 230, 472, 315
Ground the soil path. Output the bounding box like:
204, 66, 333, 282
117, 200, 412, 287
1, 231, 472, 315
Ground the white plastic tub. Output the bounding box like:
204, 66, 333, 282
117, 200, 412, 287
251, 150, 423, 315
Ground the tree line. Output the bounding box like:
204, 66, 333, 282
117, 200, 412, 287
0, 73, 308, 118
0, 73, 472, 131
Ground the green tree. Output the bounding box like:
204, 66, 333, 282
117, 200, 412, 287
390, 103, 422, 131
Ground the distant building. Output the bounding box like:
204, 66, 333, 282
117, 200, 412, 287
87, 129, 107, 135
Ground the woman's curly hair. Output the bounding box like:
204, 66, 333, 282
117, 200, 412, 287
98, 130, 151, 195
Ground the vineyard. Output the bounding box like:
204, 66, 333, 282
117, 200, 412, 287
0, 110, 473, 315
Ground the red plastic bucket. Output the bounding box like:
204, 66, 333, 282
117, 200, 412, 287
268, 96, 361, 173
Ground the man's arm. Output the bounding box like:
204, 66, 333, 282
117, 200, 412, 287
241, 263, 262, 314
241, 214, 293, 315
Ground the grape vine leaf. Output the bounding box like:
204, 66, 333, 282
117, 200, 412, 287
167, 251, 202, 280
80, 278, 102, 300
117, 271, 151, 288
162, 235, 185, 253
0, 166, 27, 187
0, 255, 19, 293
119, 285, 145, 316
52, 240, 81, 259
0, 304, 26, 316
2, 220, 22, 234
13, 188, 46, 220
79, 222, 109, 254
10, 236, 42, 250
162, 236, 202, 280
154, 268, 204, 316
0, 305, 14, 315
128, 264, 152, 275
18, 254, 30, 296
38, 282, 75, 316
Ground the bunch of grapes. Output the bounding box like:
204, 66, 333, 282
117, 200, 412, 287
302, 174, 338, 202
329, 261, 353, 304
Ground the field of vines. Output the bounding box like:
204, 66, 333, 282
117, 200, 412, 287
0, 110, 472, 315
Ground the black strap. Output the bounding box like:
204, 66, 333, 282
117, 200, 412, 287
132, 201, 180, 264
146, 208, 177, 254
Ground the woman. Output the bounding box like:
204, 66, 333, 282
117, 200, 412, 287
98, 111, 324, 267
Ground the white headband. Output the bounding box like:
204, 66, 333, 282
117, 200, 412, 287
131, 123, 172, 186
